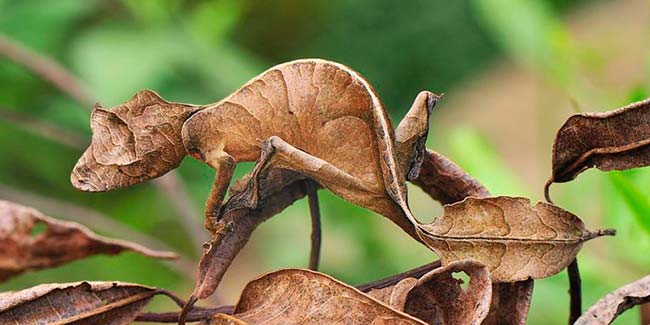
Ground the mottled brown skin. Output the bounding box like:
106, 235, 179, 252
180, 59, 438, 238
71, 59, 438, 240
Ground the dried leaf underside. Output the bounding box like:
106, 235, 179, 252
418, 196, 613, 282
407, 149, 489, 205
71, 89, 200, 191
545, 98, 650, 199
0, 281, 168, 324
368, 260, 492, 325
208, 269, 425, 324
576, 275, 650, 325
0, 200, 176, 282
190, 169, 314, 301
482, 279, 534, 325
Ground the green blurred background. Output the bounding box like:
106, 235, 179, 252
1, 0, 649, 323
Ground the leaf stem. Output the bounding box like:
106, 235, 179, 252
135, 306, 234, 323
356, 260, 442, 292
568, 259, 581, 324
307, 184, 321, 271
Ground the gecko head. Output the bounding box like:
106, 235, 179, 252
181, 108, 224, 168
71, 90, 201, 192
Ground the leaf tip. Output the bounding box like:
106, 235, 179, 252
584, 228, 616, 241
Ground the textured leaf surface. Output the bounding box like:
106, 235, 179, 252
0, 200, 176, 281
190, 169, 313, 302
207, 269, 425, 324
0, 281, 164, 324
546, 98, 650, 199
71, 89, 200, 191
482, 279, 534, 325
181, 59, 436, 239
418, 196, 613, 282
368, 260, 492, 325
409, 149, 489, 205
576, 275, 650, 325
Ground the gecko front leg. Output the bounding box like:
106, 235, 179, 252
204, 152, 236, 233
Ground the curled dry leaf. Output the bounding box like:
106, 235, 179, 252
368, 260, 492, 325
482, 278, 534, 325
188, 169, 314, 306
206, 269, 425, 324
71, 89, 200, 192
575, 275, 650, 325
400, 155, 534, 325
545, 98, 650, 201
0, 200, 176, 281
0, 281, 171, 324
418, 196, 614, 282
408, 149, 490, 205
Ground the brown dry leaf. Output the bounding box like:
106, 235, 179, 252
368, 260, 492, 325
188, 169, 314, 305
0, 281, 171, 324
482, 279, 534, 325
418, 196, 614, 282
206, 269, 425, 324
575, 275, 650, 325
71, 89, 200, 192
408, 149, 490, 205
0, 200, 176, 281
406, 151, 533, 324
545, 98, 650, 200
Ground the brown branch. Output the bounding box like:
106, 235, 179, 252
307, 185, 321, 271
154, 174, 210, 254
137, 260, 442, 322
0, 34, 94, 107
356, 260, 442, 292
135, 306, 234, 323
0, 33, 207, 257
568, 259, 581, 324
0, 185, 196, 277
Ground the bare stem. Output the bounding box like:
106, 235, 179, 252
307, 185, 321, 271
135, 306, 234, 323
0, 34, 94, 107
568, 259, 581, 324
356, 260, 442, 292
154, 174, 209, 254
138, 260, 443, 323
0, 107, 88, 149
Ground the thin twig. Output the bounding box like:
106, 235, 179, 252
137, 260, 443, 323
307, 185, 321, 271
154, 174, 210, 254
356, 260, 442, 292
568, 259, 581, 324
0, 34, 94, 107
640, 302, 650, 325
135, 306, 234, 323
0, 185, 196, 276
0, 33, 206, 257
0, 107, 88, 148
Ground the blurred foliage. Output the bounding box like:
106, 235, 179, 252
0, 0, 648, 324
